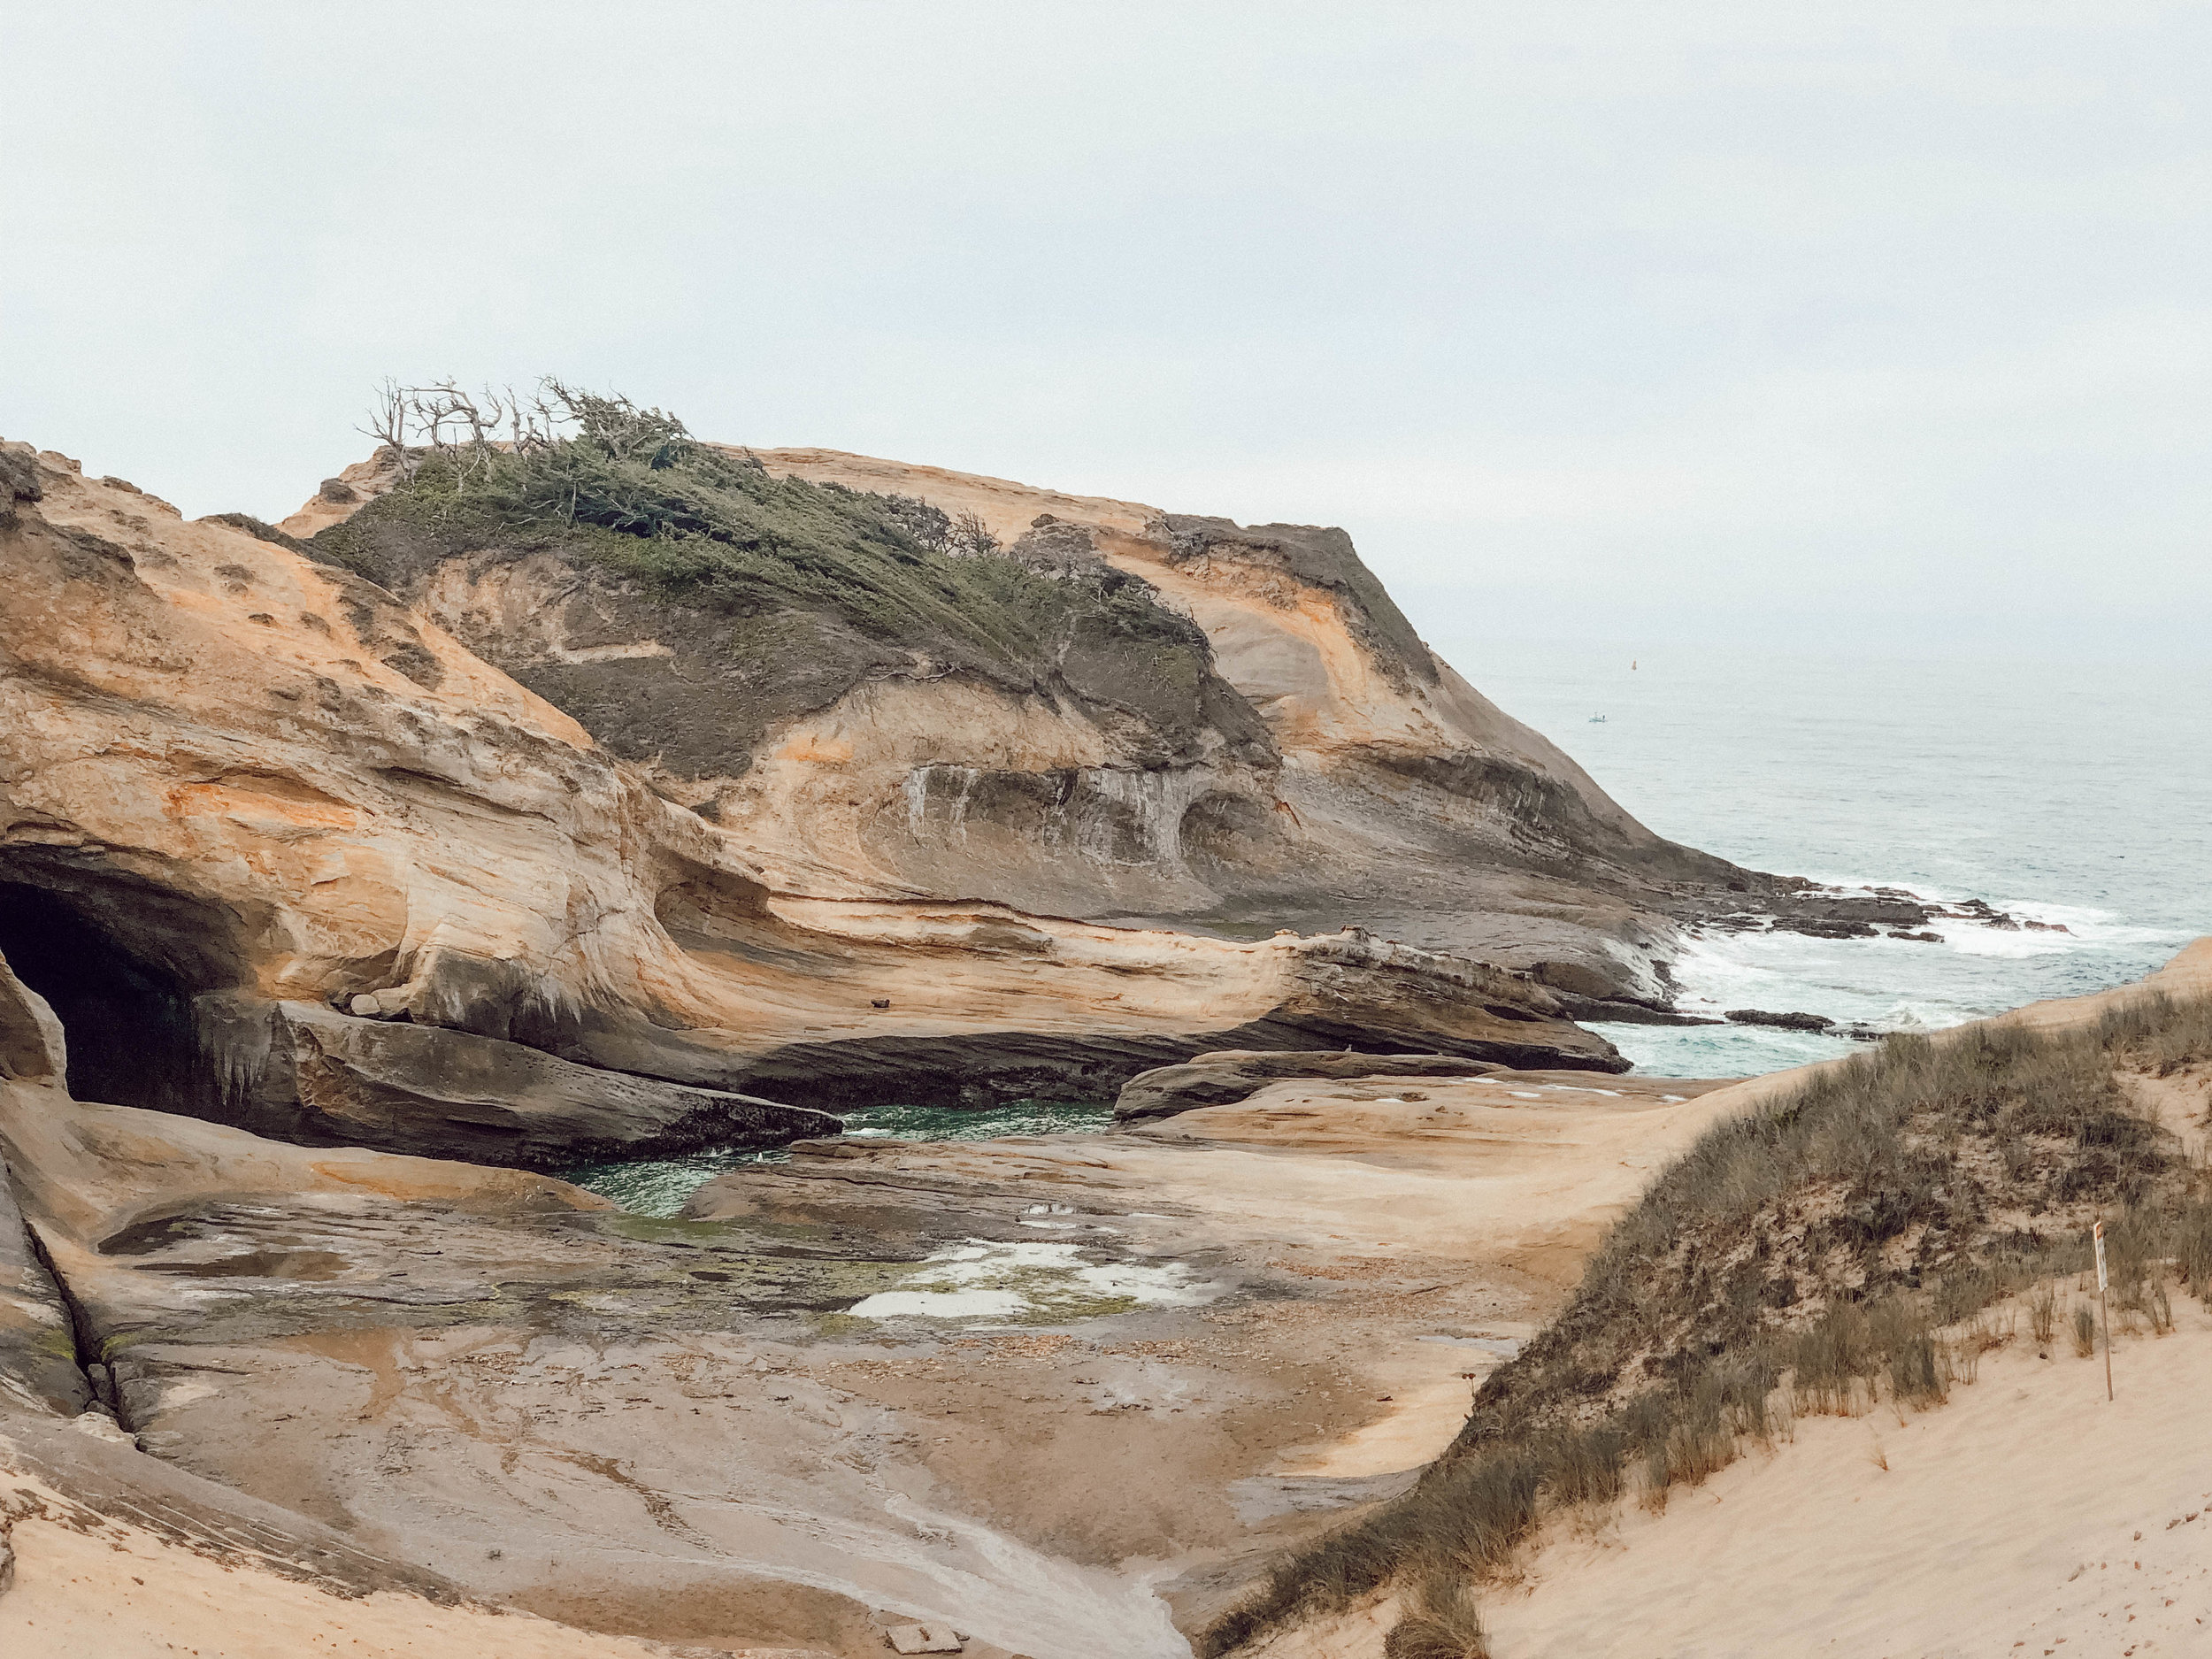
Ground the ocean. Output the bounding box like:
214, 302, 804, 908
1450, 641, 2212, 1076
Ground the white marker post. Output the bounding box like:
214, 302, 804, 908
2093, 1219, 2112, 1402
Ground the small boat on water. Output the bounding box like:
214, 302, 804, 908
1588, 714, 1609, 723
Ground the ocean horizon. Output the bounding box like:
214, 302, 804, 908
1445, 634, 2212, 1074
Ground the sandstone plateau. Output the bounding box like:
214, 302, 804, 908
8, 916, 2204, 1658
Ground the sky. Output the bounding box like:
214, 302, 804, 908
3, 3, 2206, 658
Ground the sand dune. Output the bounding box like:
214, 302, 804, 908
1486, 1312, 2212, 1658
1236, 943, 2212, 1659
1240, 1313, 2212, 1659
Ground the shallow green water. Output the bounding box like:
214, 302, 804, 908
563, 1097, 1114, 1217
838, 1097, 1116, 1142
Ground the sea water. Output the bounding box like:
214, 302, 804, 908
566, 1099, 1117, 1214
1455, 641, 2212, 1076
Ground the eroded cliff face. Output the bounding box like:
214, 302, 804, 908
0, 439, 1616, 1169
743, 453, 1729, 930
290, 440, 1752, 999
398, 543, 1281, 918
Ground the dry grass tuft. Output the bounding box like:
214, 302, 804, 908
2099, 992, 2212, 1079
1384, 1571, 1490, 1659
2071, 1306, 2098, 1358
1540, 1422, 1624, 1509
1197, 991, 2212, 1658
2028, 1281, 2060, 1348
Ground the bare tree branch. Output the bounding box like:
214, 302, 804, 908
947, 509, 1000, 558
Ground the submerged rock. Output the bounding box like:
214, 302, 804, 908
1724, 1009, 1837, 1032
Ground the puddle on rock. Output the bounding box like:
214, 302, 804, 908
559, 1102, 1204, 1328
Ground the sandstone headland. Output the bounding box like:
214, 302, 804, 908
4, 411, 2185, 1659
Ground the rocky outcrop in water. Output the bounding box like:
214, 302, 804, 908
1723, 1008, 1836, 1033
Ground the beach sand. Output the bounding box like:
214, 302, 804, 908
0, 1467, 733, 1659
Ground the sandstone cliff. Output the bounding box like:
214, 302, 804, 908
748, 447, 1717, 952
280, 416, 1782, 1018
0, 436, 1616, 1168
4, 409, 2190, 1659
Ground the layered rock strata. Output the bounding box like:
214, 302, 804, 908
288, 440, 1788, 1008
201, 995, 843, 1165
0, 442, 1617, 1177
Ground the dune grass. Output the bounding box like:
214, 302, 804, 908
2101, 988, 2212, 1077
1200, 992, 2212, 1658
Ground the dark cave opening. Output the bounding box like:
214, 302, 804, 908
0, 876, 234, 1116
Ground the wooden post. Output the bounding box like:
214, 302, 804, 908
2093, 1219, 2113, 1402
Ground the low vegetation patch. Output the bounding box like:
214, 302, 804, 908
306, 381, 1240, 769
1202, 994, 2212, 1658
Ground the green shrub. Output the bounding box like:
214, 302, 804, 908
310, 382, 1232, 749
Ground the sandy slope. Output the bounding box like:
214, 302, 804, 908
1243, 1317, 2212, 1659
1485, 1313, 2212, 1659
0, 1476, 736, 1659
1240, 942, 2212, 1659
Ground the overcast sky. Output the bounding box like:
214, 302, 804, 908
4, 4, 2205, 657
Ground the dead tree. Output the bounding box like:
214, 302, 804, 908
947, 509, 1000, 558
356, 380, 573, 490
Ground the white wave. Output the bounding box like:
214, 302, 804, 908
1861, 1000, 1973, 1034
1587, 1020, 1857, 1079
1783, 871, 1955, 902
1939, 925, 2090, 960
1983, 906, 2183, 949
